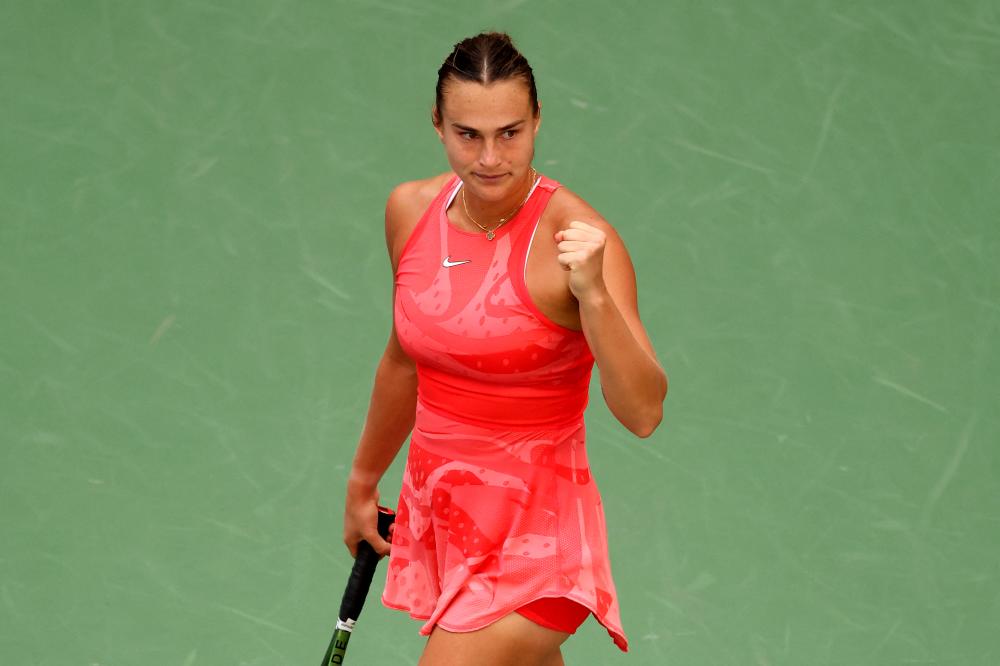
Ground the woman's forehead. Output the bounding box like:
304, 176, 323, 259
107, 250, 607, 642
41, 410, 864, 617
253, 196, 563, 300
440, 79, 535, 125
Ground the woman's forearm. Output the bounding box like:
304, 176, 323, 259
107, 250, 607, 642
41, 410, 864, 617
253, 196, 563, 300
578, 289, 667, 438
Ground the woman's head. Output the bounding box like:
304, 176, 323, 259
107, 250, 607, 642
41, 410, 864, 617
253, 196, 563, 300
434, 32, 539, 123
433, 33, 541, 204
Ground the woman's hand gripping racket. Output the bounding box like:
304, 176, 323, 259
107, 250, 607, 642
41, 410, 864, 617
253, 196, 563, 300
321, 506, 395, 665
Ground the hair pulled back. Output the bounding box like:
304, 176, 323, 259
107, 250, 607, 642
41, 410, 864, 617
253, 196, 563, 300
435, 32, 538, 120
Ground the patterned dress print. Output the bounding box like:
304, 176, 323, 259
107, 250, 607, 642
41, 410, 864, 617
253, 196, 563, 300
383, 175, 628, 652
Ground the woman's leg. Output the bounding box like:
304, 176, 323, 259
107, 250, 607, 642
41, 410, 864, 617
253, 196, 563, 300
541, 649, 566, 666
418, 613, 571, 666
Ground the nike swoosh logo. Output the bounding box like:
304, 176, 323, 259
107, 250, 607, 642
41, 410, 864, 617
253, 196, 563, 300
442, 256, 471, 268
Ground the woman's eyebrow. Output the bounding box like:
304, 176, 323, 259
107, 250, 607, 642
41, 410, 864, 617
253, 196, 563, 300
450, 120, 526, 133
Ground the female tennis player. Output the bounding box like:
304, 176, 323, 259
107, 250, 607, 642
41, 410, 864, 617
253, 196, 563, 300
343, 32, 667, 666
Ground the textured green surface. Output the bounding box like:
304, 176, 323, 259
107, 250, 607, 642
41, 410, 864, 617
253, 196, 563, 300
3, 1, 999, 664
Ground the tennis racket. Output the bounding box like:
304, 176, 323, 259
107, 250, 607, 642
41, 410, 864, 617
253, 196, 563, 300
320, 505, 395, 665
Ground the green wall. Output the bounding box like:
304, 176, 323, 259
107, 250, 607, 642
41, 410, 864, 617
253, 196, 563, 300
2, 1, 997, 664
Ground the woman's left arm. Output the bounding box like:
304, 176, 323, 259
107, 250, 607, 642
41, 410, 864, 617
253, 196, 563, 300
555, 218, 668, 438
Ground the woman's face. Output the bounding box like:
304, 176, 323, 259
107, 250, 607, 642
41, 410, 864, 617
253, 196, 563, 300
434, 77, 540, 203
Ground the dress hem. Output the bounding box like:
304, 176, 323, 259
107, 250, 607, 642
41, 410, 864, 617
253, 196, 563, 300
381, 593, 629, 653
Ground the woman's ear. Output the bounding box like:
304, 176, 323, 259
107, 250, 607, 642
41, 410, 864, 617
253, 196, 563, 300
431, 106, 445, 142
533, 102, 542, 136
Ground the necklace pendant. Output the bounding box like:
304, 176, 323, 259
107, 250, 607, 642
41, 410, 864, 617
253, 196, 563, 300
486, 230, 495, 241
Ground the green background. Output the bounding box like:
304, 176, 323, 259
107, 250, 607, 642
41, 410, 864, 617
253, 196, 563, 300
3, 1, 998, 664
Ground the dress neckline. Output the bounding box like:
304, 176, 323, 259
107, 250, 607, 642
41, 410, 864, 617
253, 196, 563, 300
440, 174, 543, 240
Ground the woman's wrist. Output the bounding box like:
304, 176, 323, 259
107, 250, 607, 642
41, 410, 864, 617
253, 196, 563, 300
576, 285, 610, 312
346, 469, 381, 496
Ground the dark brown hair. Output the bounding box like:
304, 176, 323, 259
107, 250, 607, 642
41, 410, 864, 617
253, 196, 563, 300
434, 32, 538, 121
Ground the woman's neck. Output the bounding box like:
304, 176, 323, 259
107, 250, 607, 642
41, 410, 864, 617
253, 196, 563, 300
461, 169, 537, 227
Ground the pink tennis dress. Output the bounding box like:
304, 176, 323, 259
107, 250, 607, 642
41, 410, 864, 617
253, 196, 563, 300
382, 173, 629, 652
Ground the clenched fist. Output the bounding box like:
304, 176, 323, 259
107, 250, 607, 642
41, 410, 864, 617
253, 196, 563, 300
555, 220, 608, 300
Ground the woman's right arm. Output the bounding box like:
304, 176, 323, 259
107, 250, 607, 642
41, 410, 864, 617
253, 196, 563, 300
342, 326, 416, 557
342, 179, 429, 558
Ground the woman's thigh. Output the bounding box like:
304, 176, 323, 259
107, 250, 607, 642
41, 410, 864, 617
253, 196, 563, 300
418, 612, 571, 666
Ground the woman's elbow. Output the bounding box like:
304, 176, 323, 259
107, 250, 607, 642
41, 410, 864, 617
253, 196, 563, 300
608, 369, 667, 437
629, 406, 663, 439
631, 373, 667, 438
623, 400, 663, 439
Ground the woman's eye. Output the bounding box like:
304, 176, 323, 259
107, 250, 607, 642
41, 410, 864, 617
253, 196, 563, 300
502, 130, 518, 139
460, 132, 477, 140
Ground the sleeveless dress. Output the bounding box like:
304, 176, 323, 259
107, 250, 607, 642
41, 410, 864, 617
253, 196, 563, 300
382, 173, 629, 652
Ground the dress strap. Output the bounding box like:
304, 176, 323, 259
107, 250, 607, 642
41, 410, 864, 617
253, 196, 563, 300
507, 175, 573, 333
395, 175, 461, 277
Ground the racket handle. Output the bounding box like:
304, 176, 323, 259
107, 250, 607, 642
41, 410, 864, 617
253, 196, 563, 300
320, 506, 394, 666
339, 507, 395, 622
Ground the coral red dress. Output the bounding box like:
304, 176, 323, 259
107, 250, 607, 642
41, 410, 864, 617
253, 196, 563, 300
382, 173, 628, 652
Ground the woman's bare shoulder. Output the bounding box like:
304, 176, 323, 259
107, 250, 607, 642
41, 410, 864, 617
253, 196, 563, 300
387, 172, 454, 215
546, 183, 619, 238
385, 172, 454, 268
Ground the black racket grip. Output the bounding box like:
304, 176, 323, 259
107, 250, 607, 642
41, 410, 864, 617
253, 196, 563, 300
339, 506, 395, 622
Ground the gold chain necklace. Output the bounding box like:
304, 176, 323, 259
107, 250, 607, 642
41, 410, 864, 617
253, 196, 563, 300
461, 168, 537, 241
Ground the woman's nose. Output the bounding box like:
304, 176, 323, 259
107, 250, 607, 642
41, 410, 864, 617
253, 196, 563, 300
479, 140, 502, 168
